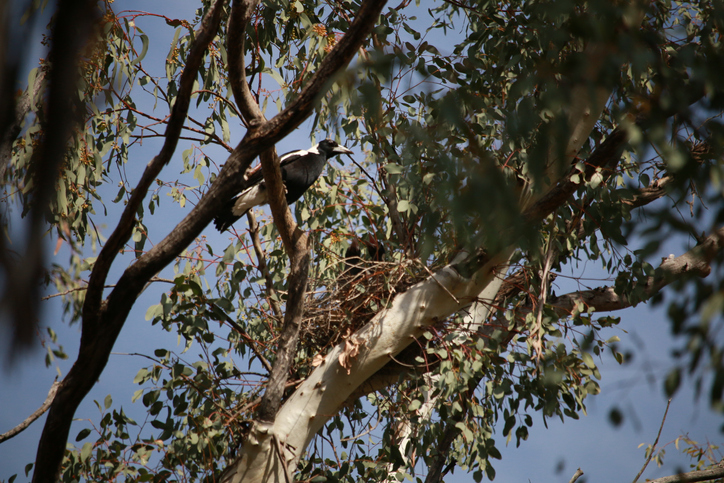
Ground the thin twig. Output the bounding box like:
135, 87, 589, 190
533, 223, 555, 363
207, 300, 273, 374
0, 380, 60, 443
246, 211, 282, 318
340, 405, 382, 442
346, 154, 386, 203
633, 398, 672, 483
41, 277, 174, 301
419, 262, 460, 305
272, 434, 292, 483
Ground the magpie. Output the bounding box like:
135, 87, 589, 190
214, 139, 353, 231
341, 237, 386, 280
342, 239, 363, 278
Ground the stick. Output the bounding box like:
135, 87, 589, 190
632, 398, 672, 483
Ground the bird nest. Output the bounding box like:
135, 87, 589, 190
298, 258, 423, 354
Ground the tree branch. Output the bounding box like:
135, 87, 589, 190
546, 227, 724, 316
569, 468, 584, 483
226, 0, 389, 442
524, 126, 629, 225
242, 0, 388, 146
255, 147, 311, 422
31, 3, 227, 482
228, 0, 313, 427
0, 381, 59, 443
227, 0, 264, 126
28, 0, 390, 480
646, 463, 724, 483
82, 0, 225, 332
633, 399, 672, 483
247, 211, 282, 319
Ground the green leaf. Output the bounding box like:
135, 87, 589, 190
80, 442, 93, 461
75, 428, 92, 442
665, 367, 681, 397
131, 34, 150, 66
581, 351, 595, 369
384, 163, 403, 174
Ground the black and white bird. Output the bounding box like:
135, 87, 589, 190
214, 139, 353, 232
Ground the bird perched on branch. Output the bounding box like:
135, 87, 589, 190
214, 139, 353, 231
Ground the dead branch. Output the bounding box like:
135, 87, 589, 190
569, 468, 584, 483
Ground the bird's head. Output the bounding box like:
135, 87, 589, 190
317, 139, 353, 159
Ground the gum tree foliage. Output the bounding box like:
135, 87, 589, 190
3, 0, 724, 481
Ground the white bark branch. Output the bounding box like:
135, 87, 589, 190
221, 250, 512, 482
547, 227, 724, 317
568, 468, 584, 483
645, 462, 724, 483
389, 268, 510, 477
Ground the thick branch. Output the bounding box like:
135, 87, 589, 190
34, 1, 388, 481
82, 0, 226, 334
646, 463, 724, 483
625, 175, 674, 208
244, 0, 387, 146
227, 0, 264, 125
547, 227, 724, 315
257, 242, 311, 422
254, 149, 310, 424
229, 0, 313, 427
31, 3, 227, 482
230, 0, 389, 430
525, 127, 628, 224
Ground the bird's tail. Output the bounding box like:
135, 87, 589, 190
214, 199, 246, 232
214, 184, 265, 232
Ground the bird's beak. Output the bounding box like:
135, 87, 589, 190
333, 145, 354, 156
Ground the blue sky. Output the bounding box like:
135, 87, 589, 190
1, 1, 722, 482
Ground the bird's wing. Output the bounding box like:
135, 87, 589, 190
279, 151, 304, 167
237, 151, 304, 187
